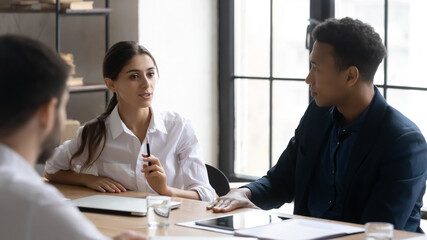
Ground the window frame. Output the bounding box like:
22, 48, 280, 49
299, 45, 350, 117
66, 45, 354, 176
219, 0, 334, 182
218, 0, 427, 181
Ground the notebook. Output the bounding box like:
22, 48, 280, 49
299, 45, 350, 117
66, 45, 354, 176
70, 195, 181, 216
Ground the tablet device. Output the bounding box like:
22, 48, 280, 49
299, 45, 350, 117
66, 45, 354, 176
195, 212, 287, 231
70, 195, 181, 217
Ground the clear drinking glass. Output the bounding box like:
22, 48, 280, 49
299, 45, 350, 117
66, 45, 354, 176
365, 222, 393, 240
146, 196, 171, 228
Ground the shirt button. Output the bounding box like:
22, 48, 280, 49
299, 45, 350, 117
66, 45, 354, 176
328, 200, 332, 204
332, 170, 335, 174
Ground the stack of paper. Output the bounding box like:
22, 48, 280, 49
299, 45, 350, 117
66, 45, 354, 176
178, 212, 364, 240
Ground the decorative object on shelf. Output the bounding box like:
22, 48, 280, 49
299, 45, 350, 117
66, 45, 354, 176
61, 119, 81, 143
60, 53, 84, 87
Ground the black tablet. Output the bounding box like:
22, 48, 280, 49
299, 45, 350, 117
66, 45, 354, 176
195, 212, 287, 231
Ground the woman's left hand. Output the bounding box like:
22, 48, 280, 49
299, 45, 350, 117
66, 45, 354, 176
141, 154, 170, 195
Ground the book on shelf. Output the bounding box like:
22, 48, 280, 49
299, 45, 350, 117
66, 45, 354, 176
9, 4, 41, 10
1, 0, 93, 11
67, 77, 84, 87
40, 1, 93, 10
39, 0, 84, 3
10, 0, 38, 5
3, 0, 41, 10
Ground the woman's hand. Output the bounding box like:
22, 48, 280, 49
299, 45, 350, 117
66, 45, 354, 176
83, 174, 127, 193
206, 188, 259, 212
141, 154, 170, 195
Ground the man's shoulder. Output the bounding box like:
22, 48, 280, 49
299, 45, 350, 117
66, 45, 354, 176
0, 172, 106, 240
0, 174, 65, 209
368, 90, 423, 137
382, 104, 422, 136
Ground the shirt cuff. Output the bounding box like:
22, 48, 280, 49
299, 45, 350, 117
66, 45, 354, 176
190, 186, 216, 202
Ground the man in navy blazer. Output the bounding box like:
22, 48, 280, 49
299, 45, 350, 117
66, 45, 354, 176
208, 17, 427, 232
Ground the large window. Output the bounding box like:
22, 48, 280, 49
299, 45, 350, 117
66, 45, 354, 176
336, 0, 427, 136
234, 0, 309, 178
219, 0, 427, 181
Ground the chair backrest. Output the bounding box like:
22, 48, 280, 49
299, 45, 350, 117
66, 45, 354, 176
205, 164, 230, 197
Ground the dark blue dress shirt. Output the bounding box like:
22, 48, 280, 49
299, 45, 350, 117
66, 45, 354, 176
308, 104, 370, 220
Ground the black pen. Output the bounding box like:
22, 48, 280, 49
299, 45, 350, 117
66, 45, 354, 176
146, 137, 151, 166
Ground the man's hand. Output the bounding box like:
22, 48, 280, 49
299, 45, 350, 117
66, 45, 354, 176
113, 230, 147, 240
83, 175, 126, 193
206, 188, 259, 213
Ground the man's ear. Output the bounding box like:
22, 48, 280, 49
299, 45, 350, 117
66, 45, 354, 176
38, 98, 58, 138
346, 66, 359, 87
104, 78, 116, 92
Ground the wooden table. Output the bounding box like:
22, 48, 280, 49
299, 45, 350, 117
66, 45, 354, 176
51, 182, 425, 239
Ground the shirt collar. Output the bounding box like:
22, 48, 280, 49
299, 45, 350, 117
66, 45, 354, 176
332, 89, 376, 132
107, 105, 168, 140
108, 105, 125, 139
148, 107, 167, 134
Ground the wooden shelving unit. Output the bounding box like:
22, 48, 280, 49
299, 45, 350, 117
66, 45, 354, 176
0, 1, 111, 106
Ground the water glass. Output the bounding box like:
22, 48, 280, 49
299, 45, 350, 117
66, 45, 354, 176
365, 222, 393, 240
147, 196, 171, 228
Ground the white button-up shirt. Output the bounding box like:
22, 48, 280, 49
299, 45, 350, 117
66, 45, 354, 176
45, 106, 216, 202
0, 143, 108, 240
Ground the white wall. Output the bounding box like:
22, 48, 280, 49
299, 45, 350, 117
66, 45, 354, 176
138, 0, 219, 167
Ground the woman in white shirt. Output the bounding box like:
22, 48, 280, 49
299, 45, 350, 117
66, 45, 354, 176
45, 41, 216, 202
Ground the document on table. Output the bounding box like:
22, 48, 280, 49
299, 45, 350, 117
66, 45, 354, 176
149, 237, 256, 240
233, 218, 364, 240
177, 211, 364, 240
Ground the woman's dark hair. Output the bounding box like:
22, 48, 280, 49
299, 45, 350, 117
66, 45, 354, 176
312, 17, 387, 82
70, 41, 158, 171
0, 34, 69, 136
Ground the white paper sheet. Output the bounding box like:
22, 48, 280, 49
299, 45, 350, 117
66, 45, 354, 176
234, 218, 364, 240
149, 237, 256, 240
403, 236, 427, 240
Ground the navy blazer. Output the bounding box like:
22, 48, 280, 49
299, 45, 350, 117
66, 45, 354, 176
246, 87, 427, 232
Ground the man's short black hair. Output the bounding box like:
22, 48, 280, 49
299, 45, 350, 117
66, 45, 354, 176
312, 17, 386, 82
0, 35, 69, 136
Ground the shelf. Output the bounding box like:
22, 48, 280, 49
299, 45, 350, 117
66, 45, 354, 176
1, 0, 111, 107
69, 84, 110, 105
61, 8, 111, 16
69, 84, 108, 93
0, 8, 111, 15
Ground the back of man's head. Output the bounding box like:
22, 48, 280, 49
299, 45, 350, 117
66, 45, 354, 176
0, 35, 69, 136
312, 17, 386, 82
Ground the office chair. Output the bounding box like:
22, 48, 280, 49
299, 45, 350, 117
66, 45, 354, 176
205, 164, 230, 197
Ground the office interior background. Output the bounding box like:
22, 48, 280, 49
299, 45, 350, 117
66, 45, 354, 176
1, 0, 426, 183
